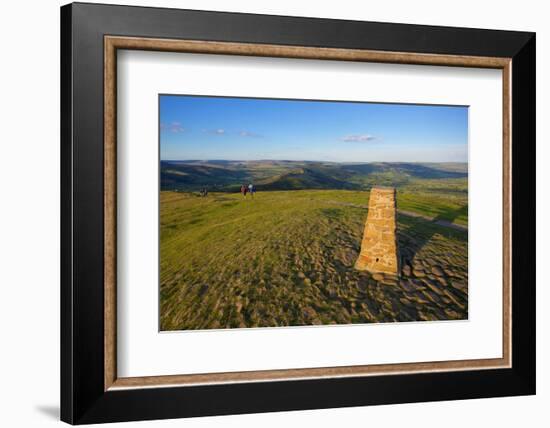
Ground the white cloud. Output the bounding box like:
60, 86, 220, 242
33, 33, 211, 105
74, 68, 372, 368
341, 134, 377, 142
161, 121, 185, 133
239, 130, 262, 138
202, 128, 227, 135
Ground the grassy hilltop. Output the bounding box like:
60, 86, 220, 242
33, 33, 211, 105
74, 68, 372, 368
160, 162, 468, 331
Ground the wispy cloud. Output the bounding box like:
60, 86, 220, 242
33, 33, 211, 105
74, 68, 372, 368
204, 129, 263, 137
239, 130, 263, 138
161, 121, 185, 133
205, 128, 226, 135
341, 134, 377, 142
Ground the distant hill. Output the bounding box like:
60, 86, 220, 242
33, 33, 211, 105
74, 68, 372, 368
254, 167, 357, 191
161, 161, 249, 191
161, 160, 467, 192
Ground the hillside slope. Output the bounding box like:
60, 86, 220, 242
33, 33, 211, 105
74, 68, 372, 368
161, 160, 467, 193
160, 189, 468, 331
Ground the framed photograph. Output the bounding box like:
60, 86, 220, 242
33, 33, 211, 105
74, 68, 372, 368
61, 2, 535, 424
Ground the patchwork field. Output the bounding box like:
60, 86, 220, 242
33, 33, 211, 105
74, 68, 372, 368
160, 186, 468, 331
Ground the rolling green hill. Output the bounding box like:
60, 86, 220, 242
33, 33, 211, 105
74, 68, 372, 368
161, 160, 467, 193
159, 160, 468, 331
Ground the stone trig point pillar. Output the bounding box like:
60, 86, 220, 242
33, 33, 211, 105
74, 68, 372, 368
355, 186, 399, 275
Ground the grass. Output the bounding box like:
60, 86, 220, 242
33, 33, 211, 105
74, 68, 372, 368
397, 192, 468, 226
160, 189, 468, 331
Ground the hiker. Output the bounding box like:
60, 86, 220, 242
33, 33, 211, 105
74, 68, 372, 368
248, 183, 255, 198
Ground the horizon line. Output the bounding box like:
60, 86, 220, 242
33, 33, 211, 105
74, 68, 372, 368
161, 159, 467, 164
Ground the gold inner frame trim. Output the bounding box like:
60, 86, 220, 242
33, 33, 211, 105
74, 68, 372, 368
104, 35, 512, 391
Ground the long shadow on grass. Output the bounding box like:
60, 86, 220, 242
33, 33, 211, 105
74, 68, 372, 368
398, 205, 468, 267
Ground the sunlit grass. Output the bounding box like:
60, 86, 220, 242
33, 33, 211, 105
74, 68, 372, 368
160, 189, 468, 330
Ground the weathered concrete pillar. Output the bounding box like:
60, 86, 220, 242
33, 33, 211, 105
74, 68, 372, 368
355, 186, 399, 275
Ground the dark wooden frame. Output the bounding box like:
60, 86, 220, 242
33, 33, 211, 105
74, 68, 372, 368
61, 2, 536, 424
104, 36, 513, 389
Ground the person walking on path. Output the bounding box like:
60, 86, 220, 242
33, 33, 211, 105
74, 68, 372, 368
248, 183, 255, 198
241, 184, 248, 197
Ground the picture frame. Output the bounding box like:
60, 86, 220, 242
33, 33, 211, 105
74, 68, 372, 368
61, 2, 535, 424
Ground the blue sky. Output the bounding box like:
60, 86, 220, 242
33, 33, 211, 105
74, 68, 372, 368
160, 95, 468, 163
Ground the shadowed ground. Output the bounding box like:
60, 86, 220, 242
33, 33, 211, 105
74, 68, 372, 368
160, 189, 467, 331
